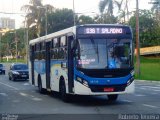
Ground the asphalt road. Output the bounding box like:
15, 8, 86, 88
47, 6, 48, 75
0, 63, 160, 119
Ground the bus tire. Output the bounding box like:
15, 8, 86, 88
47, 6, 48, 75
107, 94, 118, 102
59, 79, 69, 102
38, 75, 46, 94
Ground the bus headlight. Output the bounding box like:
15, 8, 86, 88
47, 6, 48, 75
127, 77, 134, 86
83, 80, 89, 87
130, 70, 135, 76
77, 77, 83, 83
76, 76, 89, 87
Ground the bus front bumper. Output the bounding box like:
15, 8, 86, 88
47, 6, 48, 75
73, 80, 135, 95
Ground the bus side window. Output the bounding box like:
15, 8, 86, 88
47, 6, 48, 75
51, 39, 54, 48
63, 48, 67, 59
54, 38, 60, 48
60, 36, 67, 47
54, 49, 58, 59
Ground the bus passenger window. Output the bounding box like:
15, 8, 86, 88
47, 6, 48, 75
51, 39, 54, 48
54, 49, 58, 59
61, 36, 67, 47
53, 38, 60, 48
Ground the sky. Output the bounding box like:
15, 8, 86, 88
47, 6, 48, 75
0, 0, 153, 29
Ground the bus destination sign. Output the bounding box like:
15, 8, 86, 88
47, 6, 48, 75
83, 27, 123, 34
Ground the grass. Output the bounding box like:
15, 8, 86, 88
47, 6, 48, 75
0, 58, 26, 63
135, 57, 160, 81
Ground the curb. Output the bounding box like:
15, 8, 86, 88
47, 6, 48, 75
135, 79, 160, 84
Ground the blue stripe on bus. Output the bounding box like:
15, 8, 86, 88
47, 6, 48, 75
34, 60, 46, 74
34, 60, 67, 75
74, 68, 131, 85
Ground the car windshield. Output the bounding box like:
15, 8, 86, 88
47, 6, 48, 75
13, 64, 28, 70
76, 39, 132, 69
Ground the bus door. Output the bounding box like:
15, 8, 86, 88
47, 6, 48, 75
46, 41, 51, 89
31, 45, 35, 85
67, 35, 74, 93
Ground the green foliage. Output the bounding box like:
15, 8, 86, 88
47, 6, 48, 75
135, 57, 160, 81
40, 8, 96, 36
40, 8, 74, 35
77, 15, 95, 25
21, 0, 54, 37
1, 58, 26, 63
1, 29, 26, 58
128, 10, 160, 47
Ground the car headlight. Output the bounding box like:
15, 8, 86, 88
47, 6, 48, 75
13, 71, 20, 75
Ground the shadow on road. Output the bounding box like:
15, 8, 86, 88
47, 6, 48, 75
34, 90, 133, 106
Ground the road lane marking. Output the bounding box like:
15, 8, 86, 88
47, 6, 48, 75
151, 93, 158, 95
142, 86, 160, 89
143, 104, 158, 108
23, 83, 30, 86
0, 93, 8, 96
135, 94, 146, 97
32, 97, 42, 101
139, 88, 147, 90
19, 92, 42, 101
0, 81, 19, 90
121, 100, 133, 103
153, 89, 160, 92
19, 92, 28, 97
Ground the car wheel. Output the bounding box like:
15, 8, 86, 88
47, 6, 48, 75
11, 76, 15, 81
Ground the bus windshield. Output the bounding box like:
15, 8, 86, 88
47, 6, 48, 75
76, 39, 132, 69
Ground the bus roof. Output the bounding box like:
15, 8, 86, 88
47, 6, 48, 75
29, 26, 76, 45
29, 24, 131, 45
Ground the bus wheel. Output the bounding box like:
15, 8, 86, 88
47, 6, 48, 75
38, 76, 46, 94
60, 79, 69, 102
107, 94, 118, 102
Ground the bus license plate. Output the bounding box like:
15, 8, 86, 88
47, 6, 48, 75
104, 88, 114, 92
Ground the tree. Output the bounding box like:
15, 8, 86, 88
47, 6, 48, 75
77, 15, 95, 25
21, 0, 54, 38
118, 0, 131, 23
129, 10, 160, 47
99, 0, 121, 23
42, 8, 74, 34
2, 29, 27, 58
151, 0, 160, 22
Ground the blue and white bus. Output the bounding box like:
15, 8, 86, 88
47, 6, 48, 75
29, 24, 134, 102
